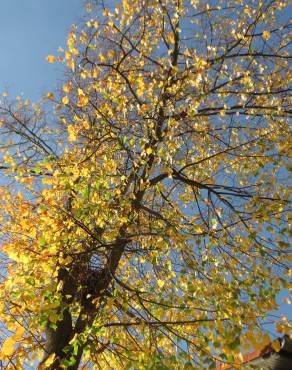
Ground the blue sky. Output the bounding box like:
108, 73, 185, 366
0, 0, 83, 100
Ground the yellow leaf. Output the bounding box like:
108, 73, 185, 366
46, 163, 53, 172
99, 53, 106, 63
107, 50, 115, 58
62, 96, 69, 105
283, 297, 291, 304
56, 281, 64, 292
145, 147, 153, 155
77, 89, 89, 107
271, 339, 281, 352
68, 125, 78, 142
122, 0, 130, 11
63, 83, 72, 94
157, 279, 165, 288
235, 352, 244, 364
262, 333, 270, 346
262, 31, 271, 40
60, 255, 73, 265
67, 58, 75, 72
48, 312, 59, 324
46, 92, 54, 100
1, 337, 15, 357
46, 55, 55, 63
43, 353, 56, 367
13, 326, 25, 341
167, 32, 175, 44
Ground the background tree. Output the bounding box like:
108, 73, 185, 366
0, 0, 291, 369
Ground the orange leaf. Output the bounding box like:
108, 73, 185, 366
46, 55, 55, 63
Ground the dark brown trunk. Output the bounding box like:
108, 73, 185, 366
39, 239, 128, 368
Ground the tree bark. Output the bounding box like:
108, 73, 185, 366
39, 239, 128, 369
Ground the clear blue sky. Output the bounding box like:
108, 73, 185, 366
0, 0, 83, 100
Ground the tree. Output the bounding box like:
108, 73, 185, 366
0, 0, 291, 368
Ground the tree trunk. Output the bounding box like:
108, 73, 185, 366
39, 239, 128, 368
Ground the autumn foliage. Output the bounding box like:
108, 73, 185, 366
0, 0, 291, 369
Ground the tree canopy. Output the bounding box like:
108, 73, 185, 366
0, 0, 291, 369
